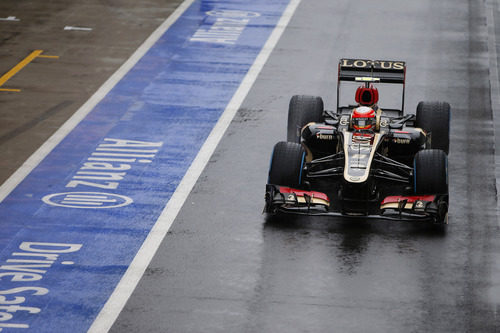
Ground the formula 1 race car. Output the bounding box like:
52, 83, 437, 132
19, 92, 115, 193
264, 59, 450, 224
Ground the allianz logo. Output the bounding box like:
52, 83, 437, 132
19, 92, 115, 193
42, 138, 163, 209
42, 192, 132, 209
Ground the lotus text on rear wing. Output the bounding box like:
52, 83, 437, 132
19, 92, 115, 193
340, 59, 405, 70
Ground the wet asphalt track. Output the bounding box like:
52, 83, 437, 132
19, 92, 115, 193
2, 0, 500, 332
112, 0, 500, 332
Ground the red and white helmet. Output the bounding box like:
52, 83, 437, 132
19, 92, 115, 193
355, 85, 379, 106
352, 106, 376, 130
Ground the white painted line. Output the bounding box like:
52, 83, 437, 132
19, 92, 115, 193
64, 26, 93, 31
486, 0, 500, 223
87, 0, 303, 331
0, 0, 196, 203
0, 16, 20, 21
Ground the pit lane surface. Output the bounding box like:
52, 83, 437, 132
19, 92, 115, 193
0, 0, 499, 332
0, 1, 297, 331
0, 0, 183, 186
111, 0, 500, 332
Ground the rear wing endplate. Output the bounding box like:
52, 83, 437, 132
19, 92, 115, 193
338, 59, 406, 83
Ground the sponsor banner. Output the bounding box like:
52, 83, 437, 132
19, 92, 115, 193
0, 0, 291, 331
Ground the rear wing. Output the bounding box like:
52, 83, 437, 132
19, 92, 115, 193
337, 58, 407, 113
338, 59, 406, 83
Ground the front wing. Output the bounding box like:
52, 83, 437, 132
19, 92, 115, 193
264, 184, 448, 223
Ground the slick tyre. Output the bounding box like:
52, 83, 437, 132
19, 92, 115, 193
415, 101, 450, 154
287, 95, 324, 143
268, 141, 306, 188
414, 149, 448, 195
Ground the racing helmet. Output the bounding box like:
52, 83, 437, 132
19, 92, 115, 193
355, 85, 379, 106
351, 106, 376, 130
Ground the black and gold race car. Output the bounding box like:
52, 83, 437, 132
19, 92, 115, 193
264, 59, 450, 224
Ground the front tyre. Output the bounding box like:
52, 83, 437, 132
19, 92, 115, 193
287, 95, 324, 143
415, 101, 450, 154
414, 149, 448, 195
268, 141, 306, 188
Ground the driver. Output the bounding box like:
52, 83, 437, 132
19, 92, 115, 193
351, 106, 376, 131
353, 84, 381, 132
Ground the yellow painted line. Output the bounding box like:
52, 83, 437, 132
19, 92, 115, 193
0, 88, 21, 92
38, 55, 59, 59
0, 50, 58, 92
0, 50, 43, 87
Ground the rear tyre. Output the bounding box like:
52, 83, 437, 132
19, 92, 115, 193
268, 141, 306, 188
415, 101, 450, 154
287, 95, 324, 143
414, 149, 448, 194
